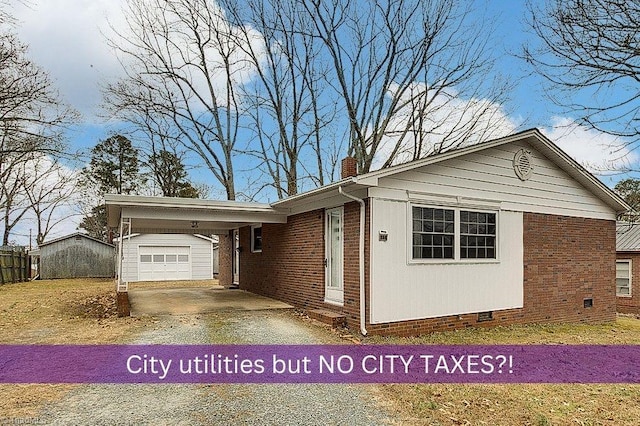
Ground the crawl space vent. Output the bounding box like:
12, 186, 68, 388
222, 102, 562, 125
513, 149, 533, 181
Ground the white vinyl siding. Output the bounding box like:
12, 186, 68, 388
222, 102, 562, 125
120, 234, 213, 282
370, 198, 523, 324
374, 141, 615, 220
616, 260, 632, 297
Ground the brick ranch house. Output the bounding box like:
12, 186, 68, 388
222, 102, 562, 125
106, 129, 629, 336
615, 222, 640, 315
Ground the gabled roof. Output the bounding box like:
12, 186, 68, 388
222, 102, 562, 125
39, 232, 114, 248
105, 129, 629, 229
275, 128, 630, 214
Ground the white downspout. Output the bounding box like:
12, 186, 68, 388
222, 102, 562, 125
338, 186, 367, 336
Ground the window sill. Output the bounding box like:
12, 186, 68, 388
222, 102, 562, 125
616, 294, 632, 298
324, 299, 344, 307
408, 259, 500, 266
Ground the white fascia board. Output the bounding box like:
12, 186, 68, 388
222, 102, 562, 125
271, 178, 368, 212
105, 194, 276, 212
120, 206, 287, 224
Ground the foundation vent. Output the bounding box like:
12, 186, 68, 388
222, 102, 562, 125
477, 311, 493, 322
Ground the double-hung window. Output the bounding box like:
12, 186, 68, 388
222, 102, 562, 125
616, 260, 631, 296
460, 211, 497, 259
251, 225, 263, 253
411, 205, 497, 261
412, 207, 454, 259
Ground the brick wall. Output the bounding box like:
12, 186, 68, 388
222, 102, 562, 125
521, 213, 616, 324
342, 200, 369, 328
616, 252, 640, 314
239, 209, 325, 308
238, 202, 367, 322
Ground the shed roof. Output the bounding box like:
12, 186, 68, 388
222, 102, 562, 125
617, 222, 640, 251
39, 232, 114, 248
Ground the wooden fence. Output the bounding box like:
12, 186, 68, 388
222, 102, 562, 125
0, 248, 29, 284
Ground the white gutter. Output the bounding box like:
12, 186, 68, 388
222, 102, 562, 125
338, 186, 367, 336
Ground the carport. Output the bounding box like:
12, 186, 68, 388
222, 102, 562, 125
128, 286, 292, 316
105, 194, 288, 315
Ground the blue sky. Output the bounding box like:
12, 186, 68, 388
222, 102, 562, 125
7, 0, 638, 243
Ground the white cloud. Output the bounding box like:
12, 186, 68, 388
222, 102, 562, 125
13, 0, 127, 120
540, 116, 637, 174
371, 83, 519, 169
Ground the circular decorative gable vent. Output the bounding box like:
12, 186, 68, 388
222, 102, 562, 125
513, 149, 533, 181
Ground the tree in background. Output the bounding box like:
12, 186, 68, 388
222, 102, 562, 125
79, 135, 142, 240
0, 1, 78, 245
615, 178, 640, 221
104, 0, 512, 201
524, 0, 640, 144
147, 149, 200, 198
82, 135, 142, 196
223, 0, 337, 198
105, 0, 242, 200
302, 0, 512, 173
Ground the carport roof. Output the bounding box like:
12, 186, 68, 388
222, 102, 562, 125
105, 194, 287, 235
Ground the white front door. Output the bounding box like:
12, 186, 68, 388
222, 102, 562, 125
325, 207, 344, 305
232, 230, 240, 285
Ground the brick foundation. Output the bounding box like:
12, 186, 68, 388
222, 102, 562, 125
616, 252, 640, 315
116, 291, 130, 317
237, 205, 617, 336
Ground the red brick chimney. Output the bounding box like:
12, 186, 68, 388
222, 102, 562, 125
341, 156, 358, 179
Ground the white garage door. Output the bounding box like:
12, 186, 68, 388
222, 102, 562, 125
138, 246, 191, 281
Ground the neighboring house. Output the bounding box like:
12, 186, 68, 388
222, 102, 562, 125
615, 222, 640, 314
39, 233, 115, 279
106, 129, 629, 336
118, 233, 218, 282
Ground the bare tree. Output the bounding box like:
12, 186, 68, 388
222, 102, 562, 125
0, 28, 77, 244
25, 155, 79, 246
223, 0, 336, 197
302, 0, 512, 172
523, 0, 640, 143
105, 0, 249, 200
0, 151, 30, 244
0, 152, 77, 245
0, 34, 76, 161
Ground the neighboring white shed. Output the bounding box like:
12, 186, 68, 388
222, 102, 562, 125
119, 234, 217, 282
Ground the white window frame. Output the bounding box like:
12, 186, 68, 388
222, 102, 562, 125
251, 225, 263, 253
408, 203, 499, 264
616, 259, 632, 297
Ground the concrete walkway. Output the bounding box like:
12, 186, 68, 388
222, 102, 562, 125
128, 287, 293, 316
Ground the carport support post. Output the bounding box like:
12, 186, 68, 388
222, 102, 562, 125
116, 217, 131, 316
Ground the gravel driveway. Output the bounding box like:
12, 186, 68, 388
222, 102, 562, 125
38, 310, 396, 425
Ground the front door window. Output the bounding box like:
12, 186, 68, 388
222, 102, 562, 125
325, 207, 344, 305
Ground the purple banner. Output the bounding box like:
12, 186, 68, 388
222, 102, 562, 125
0, 345, 638, 384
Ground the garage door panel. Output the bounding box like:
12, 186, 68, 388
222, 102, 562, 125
138, 246, 191, 281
